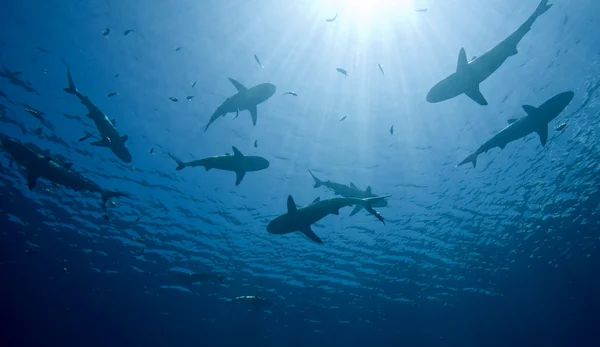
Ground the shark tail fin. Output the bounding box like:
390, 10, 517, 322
359, 195, 391, 224
101, 190, 129, 207
63, 68, 78, 95
458, 153, 478, 168
534, 0, 552, 17
168, 152, 187, 170
307, 168, 322, 188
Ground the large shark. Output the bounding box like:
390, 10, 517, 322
63, 68, 132, 163
426, 0, 552, 106
308, 168, 388, 216
204, 78, 276, 131
267, 195, 390, 244
170, 146, 269, 185
0, 66, 40, 95
1, 138, 129, 206
457, 91, 574, 167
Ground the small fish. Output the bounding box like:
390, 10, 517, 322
134, 215, 145, 224
415, 8, 428, 12
124, 29, 135, 36
102, 27, 110, 37
103, 214, 110, 221
378, 64, 385, 76
114, 73, 119, 78
254, 140, 258, 148
36, 47, 49, 53
336, 68, 348, 77
254, 54, 264, 68
555, 123, 568, 131
339, 116, 347, 122
326, 13, 338, 22
175, 47, 181, 52
283, 91, 298, 96
62, 268, 68, 273
149, 147, 155, 154
186, 96, 194, 101
78, 131, 94, 142
191, 80, 197, 88
107, 92, 119, 97
390, 125, 394, 135
169, 96, 179, 102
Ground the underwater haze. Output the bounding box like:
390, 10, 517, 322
1, 0, 600, 346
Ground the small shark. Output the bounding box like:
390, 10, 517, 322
171, 271, 226, 284
227, 296, 273, 311
63, 68, 132, 163
171, 146, 269, 185
308, 168, 388, 216
254, 54, 264, 68
336, 68, 348, 77
0, 67, 40, 95
457, 91, 574, 167
426, 0, 552, 105
204, 78, 276, 131
267, 195, 390, 244
378, 64, 385, 76
1, 138, 128, 207
326, 13, 338, 23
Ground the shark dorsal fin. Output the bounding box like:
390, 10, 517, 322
457, 48, 468, 73
366, 186, 372, 194
287, 195, 297, 213
232, 146, 243, 156
350, 182, 357, 189
507, 118, 518, 124
311, 197, 321, 204
228, 78, 248, 92
111, 119, 116, 126
522, 105, 537, 116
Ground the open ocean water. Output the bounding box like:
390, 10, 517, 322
1, 0, 599, 346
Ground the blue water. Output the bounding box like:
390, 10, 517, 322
1, 0, 599, 346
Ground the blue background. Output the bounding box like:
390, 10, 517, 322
1, 0, 599, 346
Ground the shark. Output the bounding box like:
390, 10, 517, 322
426, 0, 552, 106
267, 195, 390, 244
0, 66, 40, 95
457, 91, 574, 167
308, 168, 388, 216
170, 146, 269, 185
204, 78, 276, 131
63, 68, 132, 163
1, 138, 129, 206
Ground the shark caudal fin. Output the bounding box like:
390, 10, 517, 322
101, 190, 129, 207
458, 152, 478, 168
534, 0, 552, 18
359, 195, 391, 224
63, 68, 78, 95
307, 168, 323, 188
167, 152, 187, 170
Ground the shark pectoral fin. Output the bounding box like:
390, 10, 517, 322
90, 137, 111, 147
522, 105, 537, 115
228, 78, 248, 92
235, 171, 246, 185
232, 146, 243, 156
499, 143, 506, 149
287, 196, 297, 213
349, 205, 363, 216
456, 48, 469, 72
301, 226, 323, 244
249, 105, 258, 126
465, 86, 488, 106
365, 186, 372, 194
234, 109, 239, 119
536, 125, 549, 146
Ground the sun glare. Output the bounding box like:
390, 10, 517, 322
324, 0, 415, 29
